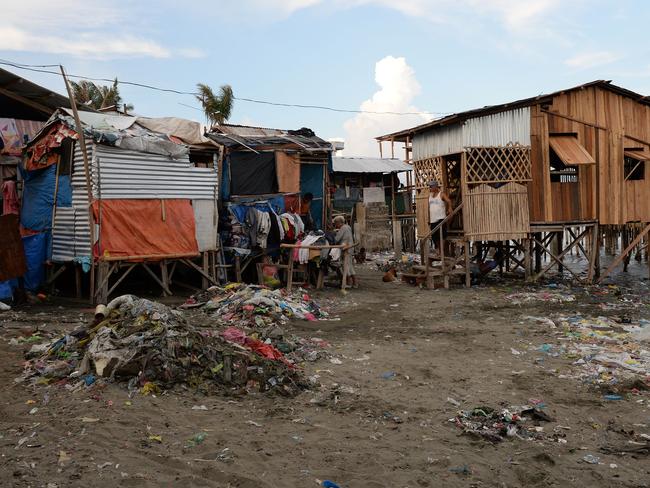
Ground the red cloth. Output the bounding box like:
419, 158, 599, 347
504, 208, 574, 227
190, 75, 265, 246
25, 123, 77, 171
93, 199, 199, 260
1, 180, 19, 215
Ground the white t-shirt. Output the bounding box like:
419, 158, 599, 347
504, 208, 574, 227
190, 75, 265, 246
429, 193, 446, 222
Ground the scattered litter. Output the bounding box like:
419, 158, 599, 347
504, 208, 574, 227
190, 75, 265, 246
80, 417, 100, 423
449, 465, 471, 475
452, 405, 553, 443
506, 290, 575, 304
28, 407, 38, 415
447, 397, 461, 407
603, 394, 623, 401
192, 405, 209, 411
582, 454, 600, 464
0, 302, 11, 311
148, 435, 162, 443
187, 432, 207, 447
246, 420, 262, 427
58, 451, 71, 466
381, 371, 397, 380
329, 358, 343, 365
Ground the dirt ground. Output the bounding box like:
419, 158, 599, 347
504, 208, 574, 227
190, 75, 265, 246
1, 263, 650, 488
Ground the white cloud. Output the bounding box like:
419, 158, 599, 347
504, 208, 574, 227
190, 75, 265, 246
226, 0, 562, 31
565, 51, 621, 69
342, 56, 430, 157
0, 0, 199, 59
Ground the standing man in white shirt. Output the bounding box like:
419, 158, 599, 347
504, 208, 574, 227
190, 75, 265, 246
428, 180, 452, 252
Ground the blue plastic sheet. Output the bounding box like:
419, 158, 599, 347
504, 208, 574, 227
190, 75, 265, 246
20, 165, 56, 231
0, 279, 17, 300
22, 232, 48, 291
56, 174, 72, 207
300, 163, 325, 229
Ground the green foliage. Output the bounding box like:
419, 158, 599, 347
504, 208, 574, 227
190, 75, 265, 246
70, 78, 133, 113
195, 83, 234, 126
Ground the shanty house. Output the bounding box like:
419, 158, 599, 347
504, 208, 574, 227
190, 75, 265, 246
22, 109, 219, 302
377, 80, 650, 284
331, 156, 413, 251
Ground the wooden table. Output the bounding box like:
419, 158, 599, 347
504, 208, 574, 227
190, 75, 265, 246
280, 243, 354, 291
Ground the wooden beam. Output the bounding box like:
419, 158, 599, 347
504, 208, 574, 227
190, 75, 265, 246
181, 258, 218, 286
142, 262, 172, 296
533, 228, 590, 282
597, 222, 650, 283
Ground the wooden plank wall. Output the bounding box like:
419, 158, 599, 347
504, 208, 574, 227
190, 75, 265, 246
532, 85, 650, 225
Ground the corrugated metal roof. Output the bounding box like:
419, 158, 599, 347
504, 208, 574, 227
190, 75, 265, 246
207, 124, 333, 152
332, 157, 411, 173
378, 80, 650, 142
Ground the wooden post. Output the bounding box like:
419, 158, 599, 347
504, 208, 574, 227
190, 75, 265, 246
60, 65, 95, 303
534, 232, 542, 272
201, 252, 209, 289
75, 265, 82, 299
424, 238, 433, 289
622, 229, 630, 272
341, 248, 349, 290
464, 241, 471, 287
160, 260, 170, 294
587, 223, 599, 283
524, 238, 532, 280
391, 173, 401, 259
286, 252, 294, 292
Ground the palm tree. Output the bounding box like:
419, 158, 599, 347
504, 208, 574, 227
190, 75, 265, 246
195, 83, 234, 126
70, 78, 134, 114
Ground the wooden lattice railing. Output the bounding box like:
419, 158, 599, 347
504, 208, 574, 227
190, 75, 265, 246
465, 144, 531, 184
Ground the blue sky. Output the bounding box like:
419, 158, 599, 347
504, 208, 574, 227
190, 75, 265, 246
2, 0, 649, 155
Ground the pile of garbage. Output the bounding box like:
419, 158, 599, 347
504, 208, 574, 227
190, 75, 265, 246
542, 314, 650, 391
18, 295, 307, 395
451, 405, 553, 443
182, 284, 332, 363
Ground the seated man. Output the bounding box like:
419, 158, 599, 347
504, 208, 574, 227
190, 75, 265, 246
333, 215, 358, 288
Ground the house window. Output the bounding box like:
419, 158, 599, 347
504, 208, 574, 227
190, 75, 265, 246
624, 154, 645, 181
550, 147, 578, 183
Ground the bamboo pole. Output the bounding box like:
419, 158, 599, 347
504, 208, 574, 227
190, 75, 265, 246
60, 65, 96, 303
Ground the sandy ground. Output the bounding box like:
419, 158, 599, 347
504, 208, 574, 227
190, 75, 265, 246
1, 264, 650, 488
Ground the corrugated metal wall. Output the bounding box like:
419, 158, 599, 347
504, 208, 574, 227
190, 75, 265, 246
93, 145, 218, 200
53, 141, 219, 261
412, 107, 531, 160
413, 125, 463, 160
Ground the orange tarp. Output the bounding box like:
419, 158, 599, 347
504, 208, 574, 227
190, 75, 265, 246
93, 199, 199, 260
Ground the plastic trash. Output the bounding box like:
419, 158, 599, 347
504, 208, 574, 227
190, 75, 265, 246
187, 432, 207, 446
381, 371, 397, 380
322, 481, 341, 488
449, 465, 471, 475
582, 454, 600, 464
603, 394, 622, 401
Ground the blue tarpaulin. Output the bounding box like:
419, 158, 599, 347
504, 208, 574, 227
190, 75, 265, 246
20, 165, 72, 232
300, 163, 325, 229
22, 233, 48, 291
20, 165, 56, 231
0, 279, 17, 300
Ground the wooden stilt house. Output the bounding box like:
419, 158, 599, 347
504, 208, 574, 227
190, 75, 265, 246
378, 80, 650, 285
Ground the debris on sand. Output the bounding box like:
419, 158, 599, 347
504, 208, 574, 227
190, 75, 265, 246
451, 405, 553, 443
18, 295, 308, 396
182, 283, 332, 363
530, 314, 650, 392
505, 290, 575, 305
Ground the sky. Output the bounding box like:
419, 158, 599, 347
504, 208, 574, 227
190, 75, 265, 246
2, 0, 650, 156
